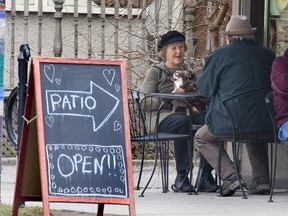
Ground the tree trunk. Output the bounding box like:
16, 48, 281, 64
207, 0, 230, 51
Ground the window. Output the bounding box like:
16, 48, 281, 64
269, 0, 288, 54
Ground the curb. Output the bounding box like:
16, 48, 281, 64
0, 158, 169, 167
1, 158, 199, 167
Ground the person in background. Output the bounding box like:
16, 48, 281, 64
195, 15, 276, 196
271, 48, 288, 142
141, 30, 218, 193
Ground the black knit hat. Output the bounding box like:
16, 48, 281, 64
157, 30, 185, 51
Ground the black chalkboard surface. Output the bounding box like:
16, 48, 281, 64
40, 62, 128, 198
12, 57, 135, 216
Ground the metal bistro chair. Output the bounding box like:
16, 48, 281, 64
265, 91, 288, 202
218, 87, 274, 199
128, 88, 198, 197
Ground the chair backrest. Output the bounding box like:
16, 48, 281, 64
222, 87, 274, 142
128, 88, 161, 141
265, 91, 279, 143
128, 88, 147, 141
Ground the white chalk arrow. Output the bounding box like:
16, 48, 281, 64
45, 81, 119, 132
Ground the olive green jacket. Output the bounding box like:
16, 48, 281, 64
140, 62, 188, 133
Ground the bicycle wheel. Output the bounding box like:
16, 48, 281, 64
5, 86, 18, 150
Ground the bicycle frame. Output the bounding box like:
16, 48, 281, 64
5, 44, 31, 155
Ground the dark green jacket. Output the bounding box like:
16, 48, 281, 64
196, 39, 275, 134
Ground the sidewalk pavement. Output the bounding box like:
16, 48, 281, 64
1, 157, 288, 216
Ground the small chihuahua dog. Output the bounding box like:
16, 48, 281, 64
171, 70, 203, 114
171, 70, 197, 92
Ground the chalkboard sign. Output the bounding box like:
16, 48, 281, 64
12, 57, 135, 216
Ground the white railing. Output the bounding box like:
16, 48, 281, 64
4, 0, 197, 92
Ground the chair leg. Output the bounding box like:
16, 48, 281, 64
188, 138, 194, 195
165, 142, 169, 192
232, 142, 247, 199
139, 141, 159, 197
268, 142, 277, 202
135, 141, 146, 190
159, 141, 169, 193
268, 141, 273, 202
195, 154, 204, 193
218, 141, 223, 196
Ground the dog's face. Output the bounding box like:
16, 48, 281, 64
172, 71, 184, 88
171, 70, 191, 88
171, 70, 198, 93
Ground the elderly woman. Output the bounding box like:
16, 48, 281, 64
141, 30, 218, 193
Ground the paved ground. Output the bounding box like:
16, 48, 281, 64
2, 157, 288, 216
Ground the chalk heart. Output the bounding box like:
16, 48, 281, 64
103, 68, 115, 86
45, 115, 54, 128
55, 77, 61, 85
114, 84, 120, 92
44, 64, 55, 83
114, 120, 122, 131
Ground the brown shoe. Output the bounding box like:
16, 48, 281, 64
219, 180, 230, 191
222, 175, 246, 196
248, 177, 270, 195
216, 180, 230, 193
222, 176, 246, 196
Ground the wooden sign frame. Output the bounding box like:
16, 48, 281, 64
12, 57, 136, 216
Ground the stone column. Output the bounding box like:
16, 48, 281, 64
53, 0, 64, 57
